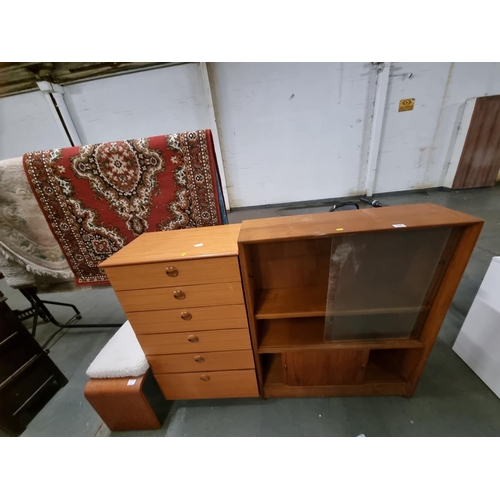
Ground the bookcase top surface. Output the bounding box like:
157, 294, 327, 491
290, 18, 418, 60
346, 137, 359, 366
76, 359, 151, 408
100, 223, 240, 267
238, 203, 483, 244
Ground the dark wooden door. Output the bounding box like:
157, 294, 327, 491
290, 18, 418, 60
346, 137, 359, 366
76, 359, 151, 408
453, 95, 500, 189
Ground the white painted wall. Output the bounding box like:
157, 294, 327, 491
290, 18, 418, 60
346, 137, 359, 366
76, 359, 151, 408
210, 62, 373, 207
63, 64, 212, 145
374, 62, 453, 192
374, 62, 500, 194
211, 62, 500, 206
0, 91, 63, 160
2, 62, 500, 207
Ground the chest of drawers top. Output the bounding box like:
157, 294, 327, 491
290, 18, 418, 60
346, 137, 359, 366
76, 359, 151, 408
100, 224, 241, 269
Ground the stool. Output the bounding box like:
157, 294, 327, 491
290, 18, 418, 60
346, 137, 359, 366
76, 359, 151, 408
84, 321, 162, 432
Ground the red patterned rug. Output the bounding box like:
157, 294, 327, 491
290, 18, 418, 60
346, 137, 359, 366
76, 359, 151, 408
23, 130, 225, 286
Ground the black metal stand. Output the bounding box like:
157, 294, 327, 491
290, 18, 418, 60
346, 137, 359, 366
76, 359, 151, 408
17, 287, 121, 337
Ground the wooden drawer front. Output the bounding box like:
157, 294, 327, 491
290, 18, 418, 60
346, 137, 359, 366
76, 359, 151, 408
136, 329, 252, 355
104, 256, 241, 291
128, 304, 248, 334
148, 350, 255, 374
116, 282, 244, 313
156, 370, 259, 399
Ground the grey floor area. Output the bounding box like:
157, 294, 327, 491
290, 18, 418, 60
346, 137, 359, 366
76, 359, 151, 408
9, 186, 500, 437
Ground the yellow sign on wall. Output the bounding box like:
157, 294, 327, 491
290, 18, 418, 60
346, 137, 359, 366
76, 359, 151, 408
399, 98, 415, 112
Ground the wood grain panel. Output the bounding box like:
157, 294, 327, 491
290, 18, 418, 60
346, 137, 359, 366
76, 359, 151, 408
254, 283, 430, 320
238, 241, 265, 394
263, 353, 407, 397
238, 203, 482, 244
255, 286, 327, 318
128, 304, 248, 334
115, 282, 244, 312
136, 329, 252, 355
251, 239, 331, 289
258, 317, 425, 352
147, 350, 255, 374
100, 224, 241, 267
156, 370, 259, 399
453, 95, 500, 189
263, 381, 408, 398
283, 350, 369, 386
84, 371, 160, 431
104, 256, 241, 291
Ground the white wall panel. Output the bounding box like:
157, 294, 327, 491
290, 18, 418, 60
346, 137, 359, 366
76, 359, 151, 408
375, 62, 500, 194
0, 91, 63, 160
63, 64, 212, 145
2, 62, 500, 207
373, 62, 452, 193
210, 63, 372, 207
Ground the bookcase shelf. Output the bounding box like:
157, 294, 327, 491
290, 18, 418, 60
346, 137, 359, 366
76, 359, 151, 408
255, 287, 326, 319
238, 204, 483, 398
257, 317, 425, 353
262, 352, 409, 398
254, 286, 426, 320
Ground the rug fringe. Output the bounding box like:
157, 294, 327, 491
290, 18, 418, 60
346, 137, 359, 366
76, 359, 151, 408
0, 243, 74, 282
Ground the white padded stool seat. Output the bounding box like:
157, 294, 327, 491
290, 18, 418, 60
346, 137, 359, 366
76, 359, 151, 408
86, 321, 149, 379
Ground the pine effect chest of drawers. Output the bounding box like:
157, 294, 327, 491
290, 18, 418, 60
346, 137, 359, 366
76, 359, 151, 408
100, 224, 259, 400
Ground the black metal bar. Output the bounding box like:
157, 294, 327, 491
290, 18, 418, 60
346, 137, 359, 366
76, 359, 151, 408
48, 321, 122, 329
18, 287, 122, 335
41, 299, 81, 316
16, 307, 37, 321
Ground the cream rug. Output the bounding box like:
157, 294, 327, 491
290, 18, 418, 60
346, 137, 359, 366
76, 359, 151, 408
0, 156, 74, 289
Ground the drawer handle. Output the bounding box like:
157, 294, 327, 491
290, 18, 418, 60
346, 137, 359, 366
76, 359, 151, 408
165, 266, 178, 277
194, 355, 205, 363
200, 374, 210, 382
181, 311, 192, 321
187, 335, 199, 343
173, 290, 185, 300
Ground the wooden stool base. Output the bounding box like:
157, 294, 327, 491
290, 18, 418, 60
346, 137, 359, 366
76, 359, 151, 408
84, 369, 161, 432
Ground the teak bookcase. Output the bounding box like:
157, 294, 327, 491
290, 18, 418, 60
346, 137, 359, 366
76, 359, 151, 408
238, 203, 483, 398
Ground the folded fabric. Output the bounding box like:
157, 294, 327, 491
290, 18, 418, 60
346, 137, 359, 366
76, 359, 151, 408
0, 156, 74, 289
24, 129, 226, 286
86, 321, 149, 379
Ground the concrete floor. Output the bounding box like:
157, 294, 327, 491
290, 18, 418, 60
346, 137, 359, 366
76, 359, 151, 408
7, 186, 500, 437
